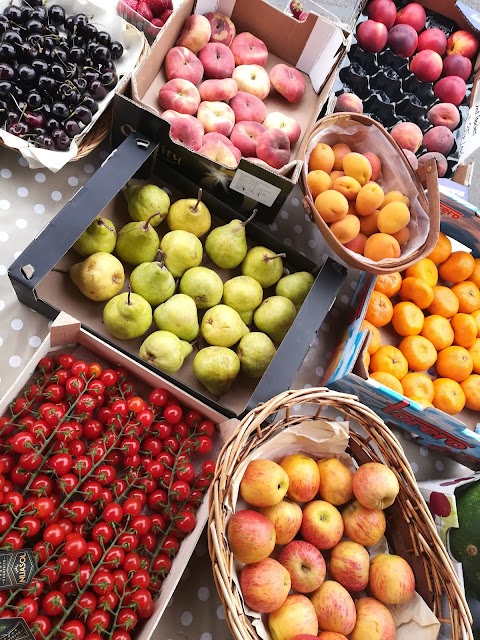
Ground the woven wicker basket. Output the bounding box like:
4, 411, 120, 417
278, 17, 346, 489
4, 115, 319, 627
208, 387, 473, 640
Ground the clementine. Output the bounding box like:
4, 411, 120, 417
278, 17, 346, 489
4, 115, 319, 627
470, 258, 480, 289
438, 251, 475, 283
460, 375, 480, 411
468, 338, 480, 374
451, 281, 480, 314
427, 232, 452, 265
405, 258, 438, 287
435, 346, 473, 382
361, 320, 381, 355
370, 345, 409, 380
369, 372, 403, 394
401, 372, 435, 402
451, 313, 478, 348
365, 291, 394, 328
420, 315, 454, 351
427, 286, 459, 318
399, 336, 437, 372
432, 378, 466, 415
374, 272, 402, 298
472, 310, 480, 337
391, 302, 424, 336
399, 277, 434, 309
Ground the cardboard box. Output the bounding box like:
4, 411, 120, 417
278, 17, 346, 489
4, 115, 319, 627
8, 133, 346, 419
0, 311, 238, 640
111, 0, 352, 224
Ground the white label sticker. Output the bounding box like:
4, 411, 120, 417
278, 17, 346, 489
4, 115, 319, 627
458, 100, 480, 163
229, 169, 282, 207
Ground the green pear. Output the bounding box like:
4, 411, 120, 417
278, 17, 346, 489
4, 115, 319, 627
276, 272, 315, 310
139, 330, 192, 374
201, 305, 249, 348
160, 230, 203, 278
70, 252, 124, 302
153, 294, 199, 341
125, 183, 170, 227
130, 251, 175, 307
116, 214, 160, 266
179, 267, 223, 309
254, 296, 297, 343
241, 246, 286, 288
193, 346, 240, 396
222, 276, 263, 325
205, 210, 256, 269
72, 217, 117, 257
167, 188, 211, 237
237, 332, 276, 378
103, 290, 153, 340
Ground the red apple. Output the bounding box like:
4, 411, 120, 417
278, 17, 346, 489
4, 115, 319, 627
258, 499, 302, 545
369, 554, 416, 605
240, 459, 289, 507
317, 457, 353, 506
227, 510, 275, 564
395, 2, 426, 32
204, 11, 236, 46
446, 29, 479, 59
310, 581, 357, 635
240, 558, 291, 613
350, 597, 396, 640
329, 540, 370, 592
300, 500, 344, 550
352, 461, 399, 509
279, 454, 320, 502
356, 20, 388, 53
342, 500, 386, 547
268, 595, 319, 640
278, 540, 326, 593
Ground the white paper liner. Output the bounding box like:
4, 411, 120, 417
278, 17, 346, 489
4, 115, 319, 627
0, 0, 144, 171
219, 418, 440, 640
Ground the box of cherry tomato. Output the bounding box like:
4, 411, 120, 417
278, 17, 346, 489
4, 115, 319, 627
0, 311, 238, 640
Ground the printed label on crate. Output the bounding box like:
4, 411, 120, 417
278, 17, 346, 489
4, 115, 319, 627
0, 618, 34, 640
229, 170, 282, 207
459, 100, 480, 163
0, 550, 36, 590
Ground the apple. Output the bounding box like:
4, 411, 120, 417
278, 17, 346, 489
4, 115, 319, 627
199, 78, 238, 102
197, 100, 235, 136
278, 540, 326, 593
369, 554, 416, 605
199, 139, 240, 169
230, 121, 266, 157
198, 42, 235, 79
310, 581, 357, 635
342, 500, 386, 547
300, 500, 344, 550
240, 558, 291, 613
165, 46, 204, 84
268, 594, 319, 640
317, 457, 353, 506
352, 462, 399, 509
263, 112, 302, 146
329, 540, 370, 592
256, 129, 291, 170
227, 510, 275, 564
230, 91, 267, 124
176, 14, 211, 54
240, 459, 289, 507
269, 63, 306, 103
258, 499, 302, 544
279, 454, 320, 502
204, 11, 236, 46
232, 64, 270, 100
230, 32, 269, 66
350, 597, 396, 640
158, 78, 201, 115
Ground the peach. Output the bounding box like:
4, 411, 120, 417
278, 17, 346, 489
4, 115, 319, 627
334, 93, 363, 114
381, 190, 410, 207
330, 170, 345, 182
315, 190, 349, 223
202, 133, 241, 163
356, 183, 385, 216
410, 49, 443, 83
165, 47, 204, 85
330, 215, 361, 244
360, 210, 380, 236
333, 176, 362, 201
423, 125, 454, 155
310, 581, 356, 636
269, 64, 306, 103
343, 152, 372, 186
345, 232, 368, 254
158, 78, 201, 115
198, 78, 238, 102
442, 53, 473, 81
167, 114, 204, 150
427, 103, 460, 130
329, 541, 370, 592
230, 121, 265, 157
446, 30, 479, 59
402, 149, 418, 170
332, 144, 352, 171
230, 32, 269, 66
309, 143, 335, 173
263, 112, 301, 145
369, 554, 415, 605
307, 170, 332, 199
377, 201, 410, 234
199, 139, 239, 168
176, 14, 211, 54
232, 64, 270, 100
387, 24, 418, 57
367, 0, 396, 29
417, 28, 447, 55
198, 42, 235, 79
356, 20, 388, 53
390, 122, 423, 153
342, 500, 386, 547
418, 151, 448, 177
364, 233, 401, 261
230, 91, 266, 124
392, 226, 410, 246
434, 76, 466, 106
197, 101, 235, 136
350, 598, 396, 640
363, 152, 381, 181
395, 3, 426, 32
256, 129, 291, 170
161, 110, 204, 136
204, 12, 236, 46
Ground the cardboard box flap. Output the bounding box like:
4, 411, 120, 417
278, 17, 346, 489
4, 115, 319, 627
297, 18, 346, 93
455, 1, 480, 35
50, 312, 82, 347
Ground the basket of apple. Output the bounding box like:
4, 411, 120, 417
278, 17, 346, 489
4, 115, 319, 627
208, 387, 472, 640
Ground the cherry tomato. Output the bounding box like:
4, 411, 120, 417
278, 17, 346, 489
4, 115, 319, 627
149, 388, 168, 407
10, 432, 35, 454
34, 497, 54, 519
117, 608, 138, 630
97, 591, 119, 611
65, 534, 87, 559
123, 498, 143, 516
176, 510, 197, 533
195, 474, 212, 489
64, 501, 90, 523
118, 532, 138, 552
54, 369, 71, 386
112, 632, 131, 640
3, 491, 24, 513
130, 568, 151, 589
66, 376, 86, 396
22, 577, 44, 598
195, 435, 213, 454
112, 569, 128, 592
176, 462, 195, 483
154, 422, 172, 440
185, 410, 202, 428
60, 620, 85, 640
19, 451, 42, 472
19, 515, 41, 537
142, 437, 162, 457
30, 614, 51, 640
0, 510, 12, 533
139, 533, 156, 552
99, 368, 118, 387
171, 481, 190, 501
157, 451, 174, 467
83, 541, 102, 564
104, 546, 125, 567
145, 459, 164, 479
126, 396, 144, 413
160, 535, 180, 556
129, 588, 153, 616
138, 477, 157, 494
94, 464, 116, 485
56, 354, 75, 369
198, 420, 215, 437
71, 360, 89, 377
92, 522, 114, 544
136, 409, 153, 427
92, 569, 114, 595
130, 515, 150, 536
164, 405, 182, 424
73, 456, 93, 477
16, 597, 38, 622
122, 552, 140, 573
163, 436, 180, 453
49, 453, 73, 475
43, 524, 65, 546
121, 437, 140, 455
147, 489, 167, 511
111, 478, 128, 498
149, 513, 166, 534
59, 473, 79, 494
42, 591, 66, 616
39, 560, 61, 585
30, 474, 54, 496
86, 609, 111, 632
58, 555, 79, 576
102, 503, 123, 524
173, 421, 188, 438
88, 362, 103, 379
152, 554, 172, 575
75, 592, 97, 616
111, 399, 128, 416
77, 564, 93, 589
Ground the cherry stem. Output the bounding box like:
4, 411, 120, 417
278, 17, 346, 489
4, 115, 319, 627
192, 188, 203, 212
241, 209, 257, 227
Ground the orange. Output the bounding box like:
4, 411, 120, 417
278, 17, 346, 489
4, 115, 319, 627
374, 272, 402, 298
472, 310, 480, 337
370, 345, 408, 380
369, 371, 403, 394
405, 258, 438, 288
451, 281, 480, 314
470, 258, 480, 289
399, 277, 434, 309
427, 232, 452, 265
460, 375, 480, 411
420, 315, 454, 351
427, 286, 459, 318
409, 395, 434, 408
401, 372, 435, 402
361, 320, 381, 355
438, 251, 475, 283
432, 378, 466, 415
468, 339, 480, 374
435, 346, 473, 382
391, 301, 424, 336
364, 291, 394, 328
451, 313, 478, 348
399, 336, 437, 372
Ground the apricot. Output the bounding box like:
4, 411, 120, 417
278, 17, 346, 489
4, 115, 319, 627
343, 152, 372, 186
364, 233, 401, 261
307, 170, 332, 199
363, 151, 381, 181
377, 202, 410, 234
333, 175, 362, 201
309, 143, 335, 173
381, 191, 410, 208
345, 232, 367, 254
315, 190, 349, 223
330, 215, 361, 245
330, 170, 345, 182
356, 182, 385, 216
332, 143, 352, 171
360, 210, 380, 236
392, 226, 411, 246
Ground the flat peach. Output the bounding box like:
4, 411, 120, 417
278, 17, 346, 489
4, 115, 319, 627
343, 152, 372, 186
198, 78, 238, 102
333, 175, 362, 201
377, 202, 410, 234
364, 233, 401, 261
330, 215, 361, 244
315, 190, 349, 223
269, 64, 306, 103
356, 183, 385, 216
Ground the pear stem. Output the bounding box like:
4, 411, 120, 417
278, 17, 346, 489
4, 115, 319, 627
265, 253, 286, 262
52, 268, 68, 274
156, 250, 166, 267
241, 209, 258, 227
192, 188, 203, 213
97, 219, 114, 232
127, 286, 132, 306
144, 213, 162, 229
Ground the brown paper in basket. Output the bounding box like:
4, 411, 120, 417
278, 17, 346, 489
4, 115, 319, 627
300, 114, 440, 275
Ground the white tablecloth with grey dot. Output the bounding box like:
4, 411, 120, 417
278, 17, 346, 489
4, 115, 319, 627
0, 140, 470, 639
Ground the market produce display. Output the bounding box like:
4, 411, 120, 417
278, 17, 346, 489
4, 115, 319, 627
119, 0, 173, 30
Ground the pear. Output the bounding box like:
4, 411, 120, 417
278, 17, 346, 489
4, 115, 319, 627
154, 294, 199, 341
179, 267, 223, 309
130, 251, 175, 307
237, 332, 276, 378
116, 214, 160, 266
160, 230, 203, 278
139, 330, 192, 374
125, 183, 170, 227
276, 272, 315, 310
201, 305, 249, 348
167, 188, 211, 237
254, 296, 297, 343
205, 210, 257, 269
72, 217, 117, 257
70, 252, 124, 302
222, 276, 263, 325
103, 290, 153, 340
241, 246, 286, 288
193, 346, 240, 396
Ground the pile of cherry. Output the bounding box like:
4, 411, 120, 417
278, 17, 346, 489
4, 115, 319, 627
0, 353, 217, 640
0, 0, 125, 151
